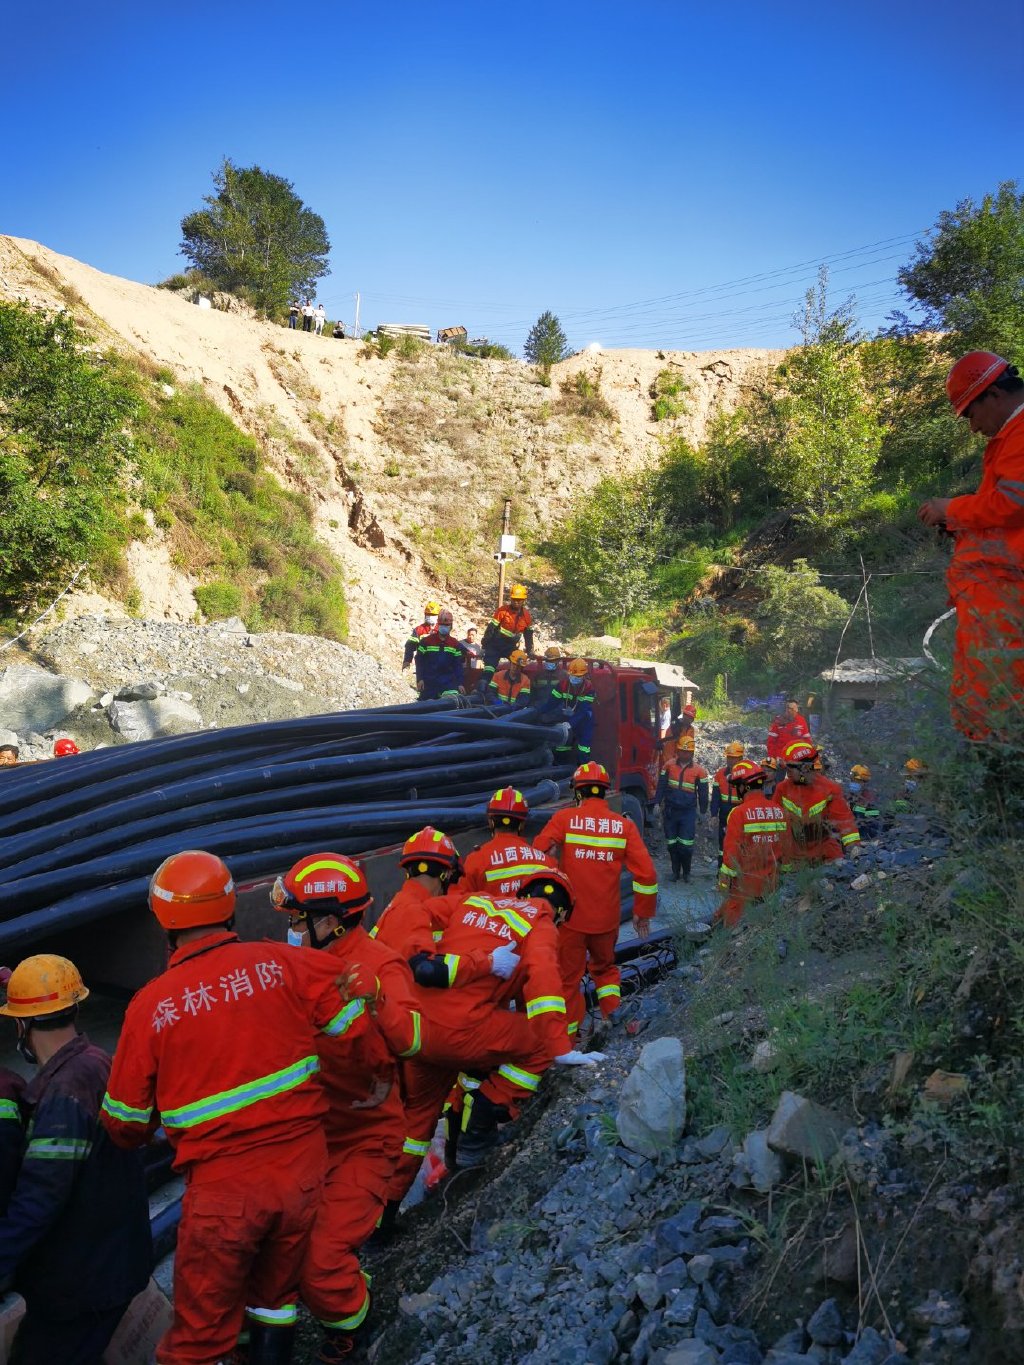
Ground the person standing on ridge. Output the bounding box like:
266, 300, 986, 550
918, 353, 1024, 744
481, 584, 534, 688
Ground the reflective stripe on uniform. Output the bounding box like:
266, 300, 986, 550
323, 999, 365, 1037
497, 1063, 542, 1092
444, 953, 461, 985
841, 831, 861, 845
26, 1136, 92, 1161
720, 863, 738, 879
525, 996, 566, 1019
632, 880, 658, 895
743, 821, 787, 834
0, 1099, 20, 1123
462, 895, 532, 937
596, 984, 621, 1001
402, 1136, 430, 1157
565, 833, 627, 851
101, 1094, 154, 1126
400, 1011, 423, 1057
457, 1072, 482, 1091
484, 863, 548, 882
246, 1304, 298, 1326
319, 1276, 371, 1331
161, 1055, 320, 1130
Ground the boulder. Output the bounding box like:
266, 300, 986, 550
767, 1091, 848, 1163
107, 697, 204, 741
114, 680, 166, 701
807, 1297, 844, 1345
0, 664, 94, 732
663, 1339, 719, 1364
733, 1130, 784, 1192
616, 1037, 686, 1157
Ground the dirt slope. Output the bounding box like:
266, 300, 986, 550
0, 236, 783, 658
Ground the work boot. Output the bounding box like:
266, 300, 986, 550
680, 847, 693, 883
669, 846, 681, 882
247, 1320, 296, 1365
366, 1198, 401, 1247
444, 1104, 461, 1170
456, 1091, 510, 1169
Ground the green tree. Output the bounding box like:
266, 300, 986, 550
179, 159, 331, 314
524, 310, 569, 373
898, 181, 1024, 363
753, 559, 851, 676
0, 302, 137, 615
552, 472, 665, 630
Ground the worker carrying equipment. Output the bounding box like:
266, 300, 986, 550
0, 955, 150, 1365
416, 609, 470, 700
488, 649, 532, 708
716, 760, 790, 928
654, 737, 709, 882
101, 849, 373, 1365
273, 853, 418, 1360
538, 658, 595, 761
461, 788, 556, 897
536, 762, 658, 1035
774, 742, 861, 863
710, 742, 746, 869
481, 585, 534, 686
403, 600, 442, 676
919, 353, 1024, 743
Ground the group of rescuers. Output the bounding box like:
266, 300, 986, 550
0, 698, 916, 1365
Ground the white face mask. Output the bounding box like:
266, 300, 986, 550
425, 615, 438, 627
286, 928, 305, 948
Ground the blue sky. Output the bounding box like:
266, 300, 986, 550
3, 1, 1022, 352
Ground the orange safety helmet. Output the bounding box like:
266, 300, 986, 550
509, 649, 528, 667
487, 787, 530, 825
728, 759, 765, 787
543, 645, 562, 661
0, 954, 89, 1019
509, 583, 528, 601
783, 740, 818, 766
566, 658, 588, 677
678, 735, 696, 752
725, 741, 745, 758
946, 351, 1010, 415
53, 738, 80, 757
572, 761, 610, 792
399, 826, 460, 872
150, 850, 236, 930
519, 868, 576, 926
904, 758, 927, 775
272, 852, 372, 936
850, 764, 871, 781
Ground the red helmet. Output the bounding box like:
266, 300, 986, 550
682, 703, 697, 719
946, 351, 1010, 415
728, 760, 765, 787
519, 867, 575, 925
53, 738, 79, 757
487, 787, 529, 825
399, 826, 459, 872
783, 740, 818, 765
150, 850, 235, 930
571, 761, 610, 791
272, 852, 372, 933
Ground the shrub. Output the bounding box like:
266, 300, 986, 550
650, 368, 690, 421
396, 333, 426, 361
194, 581, 243, 620
557, 367, 614, 420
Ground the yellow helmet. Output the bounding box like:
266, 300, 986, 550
725, 741, 745, 758
904, 758, 926, 775
850, 764, 870, 781
567, 658, 588, 677
509, 649, 528, 666
509, 583, 528, 601
424, 600, 441, 615
0, 954, 89, 1018
679, 736, 696, 751
544, 645, 562, 661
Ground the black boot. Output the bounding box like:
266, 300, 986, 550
444, 1103, 461, 1170
456, 1091, 510, 1169
247, 1319, 295, 1365
669, 845, 681, 881
680, 847, 693, 883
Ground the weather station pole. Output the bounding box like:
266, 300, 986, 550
494, 497, 520, 609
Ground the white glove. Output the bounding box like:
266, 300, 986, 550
553, 1050, 606, 1067
489, 942, 521, 979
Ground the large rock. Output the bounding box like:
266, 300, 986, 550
0, 664, 94, 732
107, 697, 204, 741
616, 1037, 686, 1157
663, 1341, 719, 1365
733, 1129, 784, 1192
767, 1091, 848, 1163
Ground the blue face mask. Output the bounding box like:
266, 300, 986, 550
439, 625, 451, 637
569, 676, 583, 687
848, 781, 862, 796
904, 780, 918, 794
286, 928, 305, 948
543, 661, 556, 671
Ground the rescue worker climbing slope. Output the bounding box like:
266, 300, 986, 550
654, 735, 708, 883
848, 765, 882, 840
536, 762, 658, 1032
918, 353, 1024, 743
774, 741, 861, 864
710, 741, 746, 869
716, 761, 789, 928
416, 609, 469, 700
460, 788, 555, 897
488, 650, 532, 708
538, 659, 595, 760
480, 583, 534, 687
0, 956, 150, 1365
402, 600, 441, 676
272, 853, 420, 1364
101, 850, 372, 1365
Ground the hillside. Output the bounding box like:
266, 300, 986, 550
0, 235, 781, 658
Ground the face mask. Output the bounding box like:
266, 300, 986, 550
569, 676, 583, 687
848, 781, 862, 796
544, 661, 556, 671
286, 928, 305, 948
425, 615, 438, 627
439, 625, 451, 637
16, 1026, 37, 1066
904, 780, 917, 794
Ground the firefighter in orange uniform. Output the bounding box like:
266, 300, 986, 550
369, 827, 465, 959
488, 650, 533, 708
536, 762, 658, 1033
716, 760, 789, 928
774, 741, 861, 864
919, 352, 1024, 743
710, 741, 746, 868
481, 583, 534, 687
100, 850, 369, 1365
272, 853, 421, 1364
460, 788, 555, 897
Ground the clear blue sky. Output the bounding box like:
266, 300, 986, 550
4, 1, 1022, 352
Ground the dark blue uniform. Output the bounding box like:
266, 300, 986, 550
655, 760, 709, 881
416, 631, 469, 701
538, 673, 595, 760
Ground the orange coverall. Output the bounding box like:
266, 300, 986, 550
100, 930, 367, 1365
716, 792, 789, 927
944, 405, 1024, 743
301, 926, 421, 1334
775, 775, 861, 863
536, 797, 658, 1031
387, 893, 570, 1202
460, 831, 555, 898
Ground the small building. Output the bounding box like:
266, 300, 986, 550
820, 657, 929, 710
377, 323, 432, 341
437, 325, 467, 345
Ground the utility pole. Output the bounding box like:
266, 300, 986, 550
353, 291, 361, 337
493, 498, 520, 609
